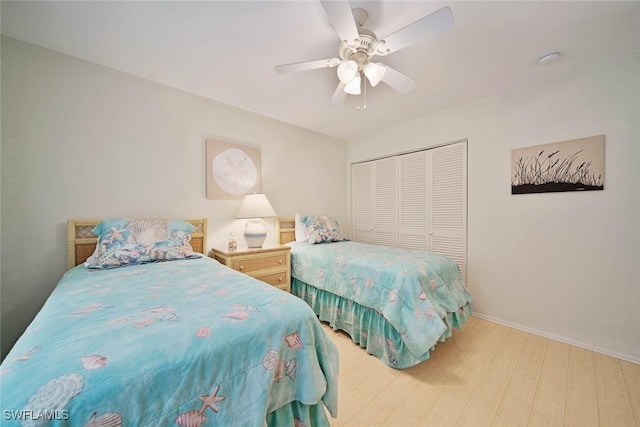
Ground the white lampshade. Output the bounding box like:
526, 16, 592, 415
364, 62, 386, 87
235, 193, 276, 248
235, 193, 276, 219
337, 60, 358, 84
344, 74, 361, 95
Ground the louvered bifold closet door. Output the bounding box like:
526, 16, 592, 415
429, 142, 467, 281
352, 162, 375, 243
399, 151, 429, 250
373, 157, 399, 247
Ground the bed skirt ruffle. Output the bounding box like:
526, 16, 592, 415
292, 278, 472, 369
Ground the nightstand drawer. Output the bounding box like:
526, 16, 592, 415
232, 253, 286, 273
256, 271, 289, 288
210, 244, 291, 292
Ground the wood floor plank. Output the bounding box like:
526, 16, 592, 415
419, 322, 511, 426
379, 319, 495, 426
334, 356, 399, 426
564, 346, 599, 427
594, 353, 636, 426
324, 315, 639, 427
335, 347, 384, 404
454, 328, 528, 426
491, 333, 548, 427
344, 370, 417, 427
377, 340, 467, 426
620, 360, 640, 426
528, 339, 570, 427
348, 331, 467, 427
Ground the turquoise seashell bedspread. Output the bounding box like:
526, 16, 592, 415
0, 256, 338, 426
289, 241, 472, 368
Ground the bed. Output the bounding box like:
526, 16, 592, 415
277, 216, 472, 369
0, 218, 338, 427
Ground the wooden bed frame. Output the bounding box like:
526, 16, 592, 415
276, 217, 296, 245
67, 218, 208, 269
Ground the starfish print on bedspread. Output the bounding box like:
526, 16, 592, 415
199, 385, 225, 414
175, 385, 225, 427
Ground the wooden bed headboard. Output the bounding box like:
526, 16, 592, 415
67, 218, 208, 269
276, 217, 296, 245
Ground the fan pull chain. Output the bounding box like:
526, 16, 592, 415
363, 75, 367, 110
357, 72, 367, 111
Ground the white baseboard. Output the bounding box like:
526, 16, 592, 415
471, 312, 640, 365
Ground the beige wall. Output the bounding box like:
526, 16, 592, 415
0, 37, 347, 359
347, 50, 640, 362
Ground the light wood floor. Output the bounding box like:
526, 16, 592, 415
324, 316, 640, 427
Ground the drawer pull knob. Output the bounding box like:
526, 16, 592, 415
278, 259, 283, 264
239, 265, 244, 271
278, 276, 283, 282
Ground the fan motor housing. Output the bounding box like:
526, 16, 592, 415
338, 28, 378, 62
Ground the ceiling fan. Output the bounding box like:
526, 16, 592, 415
275, 0, 454, 106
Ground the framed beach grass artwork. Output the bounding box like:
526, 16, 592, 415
511, 135, 605, 194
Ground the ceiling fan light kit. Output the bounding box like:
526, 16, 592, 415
363, 62, 386, 87
275, 0, 454, 107
337, 60, 359, 83
344, 74, 362, 95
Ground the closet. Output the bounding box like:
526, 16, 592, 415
351, 140, 467, 281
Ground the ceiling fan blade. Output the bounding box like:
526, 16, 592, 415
330, 82, 347, 106
376, 7, 454, 56
275, 58, 340, 74
381, 66, 417, 93
319, 0, 360, 48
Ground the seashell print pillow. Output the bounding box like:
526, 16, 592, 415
84, 219, 198, 269
302, 215, 346, 244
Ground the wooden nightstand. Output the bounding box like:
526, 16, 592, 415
210, 244, 291, 292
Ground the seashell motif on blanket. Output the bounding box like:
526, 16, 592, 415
125, 220, 169, 248
159, 313, 180, 321
284, 358, 297, 381
84, 411, 122, 427
195, 327, 211, 338
388, 289, 398, 303
175, 410, 207, 427
262, 350, 279, 370
221, 311, 249, 321
24, 373, 84, 423
82, 355, 108, 370
132, 317, 157, 328
15, 346, 39, 362
284, 331, 304, 349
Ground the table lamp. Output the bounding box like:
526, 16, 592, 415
235, 193, 276, 248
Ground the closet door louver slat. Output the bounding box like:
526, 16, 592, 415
399, 151, 429, 250
352, 162, 375, 244
373, 157, 398, 247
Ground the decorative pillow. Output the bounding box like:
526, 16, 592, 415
303, 215, 345, 244
294, 213, 309, 243
84, 219, 197, 269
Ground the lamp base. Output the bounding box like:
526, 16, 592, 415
244, 219, 267, 248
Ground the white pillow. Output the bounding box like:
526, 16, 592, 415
295, 213, 309, 242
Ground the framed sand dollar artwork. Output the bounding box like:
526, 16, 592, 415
206, 138, 262, 200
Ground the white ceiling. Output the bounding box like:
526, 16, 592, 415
3, 1, 640, 141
